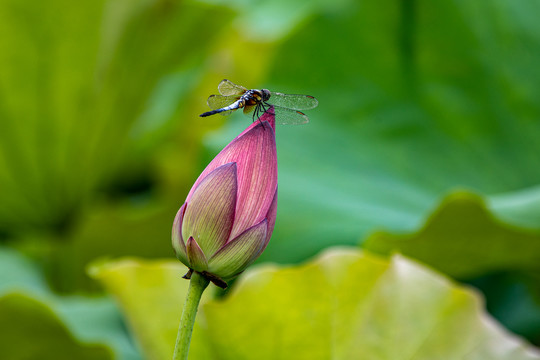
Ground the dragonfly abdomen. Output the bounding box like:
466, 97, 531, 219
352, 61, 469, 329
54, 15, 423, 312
200, 99, 245, 117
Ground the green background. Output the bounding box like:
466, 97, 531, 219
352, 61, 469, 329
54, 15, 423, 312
0, 0, 539, 358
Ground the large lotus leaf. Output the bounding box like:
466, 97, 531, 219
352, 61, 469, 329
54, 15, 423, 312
195, 0, 540, 267
91, 249, 540, 359
88, 259, 213, 360
46, 201, 180, 292
364, 191, 540, 279
0, 293, 112, 360
488, 185, 540, 230
196, 0, 327, 42
0, 246, 140, 360
196, 2, 540, 347
0, 246, 49, 296
54, 297, 142, 360
363, 191, 540, 343
0, 0, 231, 234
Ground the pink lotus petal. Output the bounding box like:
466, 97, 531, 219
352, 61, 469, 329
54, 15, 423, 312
208, 220, 267, 280
182, 163, 237, 256
257, 188, 278, 258
186, 236, 208, 272
171, 203, 188, 265
187, 110, 277, 241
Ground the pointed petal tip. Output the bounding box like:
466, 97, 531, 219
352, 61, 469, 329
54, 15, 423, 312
239, 114, 275, 136
259, 107, 276, 131
207, 220, 268, 280
186, 236, 209, 272
186, 162, 238, 203
224, 161, 238, 173
182, 268, 193, 279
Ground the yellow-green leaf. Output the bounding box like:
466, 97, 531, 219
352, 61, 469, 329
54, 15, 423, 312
364, 191, 540, 278
91, 248, 539, 359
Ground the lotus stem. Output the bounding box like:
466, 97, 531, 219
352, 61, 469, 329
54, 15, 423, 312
173, 271, 209, 360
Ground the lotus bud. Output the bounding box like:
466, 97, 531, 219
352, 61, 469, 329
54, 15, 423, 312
172, 109, 278, 288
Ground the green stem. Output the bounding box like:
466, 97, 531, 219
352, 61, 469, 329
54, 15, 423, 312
173, 271, 210, 360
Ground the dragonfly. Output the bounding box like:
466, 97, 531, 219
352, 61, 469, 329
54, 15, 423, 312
199, 79, 318, 125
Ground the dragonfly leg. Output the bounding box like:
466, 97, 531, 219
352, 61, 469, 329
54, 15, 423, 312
261, 102, 268, 115
254, 103, 264, 125
258, 102, 270, 124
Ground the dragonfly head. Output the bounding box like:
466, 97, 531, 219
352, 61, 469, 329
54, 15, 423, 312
261, 89, 271, 102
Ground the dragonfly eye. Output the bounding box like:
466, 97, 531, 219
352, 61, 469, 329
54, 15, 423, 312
261, 89, 271, 102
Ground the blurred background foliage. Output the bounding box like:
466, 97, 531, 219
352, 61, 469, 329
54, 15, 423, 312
0, 0, 539, 358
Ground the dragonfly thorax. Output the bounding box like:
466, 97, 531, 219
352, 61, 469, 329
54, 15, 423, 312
241, 89, 270, 106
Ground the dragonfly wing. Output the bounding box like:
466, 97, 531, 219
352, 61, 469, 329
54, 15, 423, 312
243, 104, 256, 115
273, 105, 310, 125
207, 95, 240, 109
268, 93, 318, 110
218, 79, 247, 96
206, 95, 240, 116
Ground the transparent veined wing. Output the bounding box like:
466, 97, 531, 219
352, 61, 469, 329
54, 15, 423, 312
243, 104, 256, 115
218, 79, 247, 96
268, 93, 318, 110
207, 95, 240, 116
273, 105, 310, 125
207, 95, 240, 109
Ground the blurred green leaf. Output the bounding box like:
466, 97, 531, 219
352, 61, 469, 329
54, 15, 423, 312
0, 0, 235, 293
489, 185, 540, 230
52, 200, 179, 291
362, 190, 540, 345
0, 0, 231, 233
91, 249, 540, 359
2, 0, 540, 354
0, 245, 49, 295
227, 0, 540, 266
204, 249, 540, 359
53, 297, 142, 360
364, 191, 540, 279
197, 0, 332, 42
0, 246, 141, 360
0, 293, 112, 360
